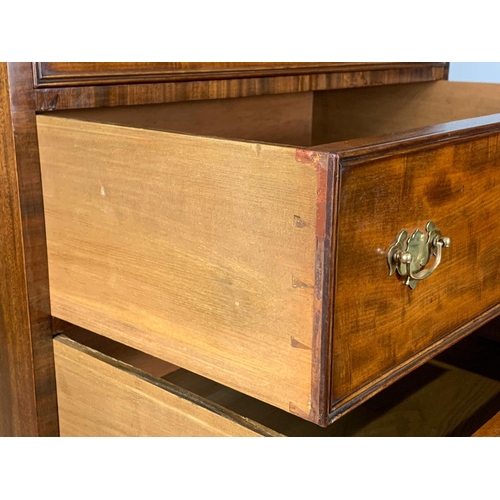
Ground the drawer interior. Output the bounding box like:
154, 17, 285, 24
45, 80, 500, 147
61, 321, 500, 437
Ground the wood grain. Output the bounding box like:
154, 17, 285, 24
50, 92, 314, 146
34, 62, 448, 87
326, 305, 500, 424
38, 115, 333, 422
54, 335, 278, 437
312, 81, 500, 144
473, 412, 500, 437
35, 64, 448, 111
0, 63, 57, 436
331, 130, 500, 412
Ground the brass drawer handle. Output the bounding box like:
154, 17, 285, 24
387, 221, 451, 289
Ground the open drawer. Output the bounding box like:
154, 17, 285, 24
54, 325, 500, 436
38, 80, 500, 426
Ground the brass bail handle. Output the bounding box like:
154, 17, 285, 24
387, 221, 451, 290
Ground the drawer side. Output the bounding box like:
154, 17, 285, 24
38, 116, 333, 422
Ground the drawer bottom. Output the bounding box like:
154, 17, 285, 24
54, 325, 500, 437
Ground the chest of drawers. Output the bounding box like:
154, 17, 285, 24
1, 62, 500, 436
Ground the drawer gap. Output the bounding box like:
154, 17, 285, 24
63, 326, 179, 378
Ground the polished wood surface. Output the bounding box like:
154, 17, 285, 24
37, 114, 333, 422
56, 329, 500, 436
54, 335, 278, 437
330, 128, 500, 415
35, 64, 448, 111
35, 63, 446, 87
0, 63, 58, 436
473, 412, 500, 436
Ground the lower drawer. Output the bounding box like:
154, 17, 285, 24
54, 324, 500, 437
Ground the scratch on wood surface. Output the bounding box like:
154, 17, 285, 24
47, 92, 59, 110
290, 336, 312, 350
292, 275, 313, 289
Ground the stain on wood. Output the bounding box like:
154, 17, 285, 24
293, 215, 309, 228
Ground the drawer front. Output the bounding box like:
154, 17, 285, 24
34, 62, 447, 88
331, 127, 500, 412
54, 335, 277, 436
